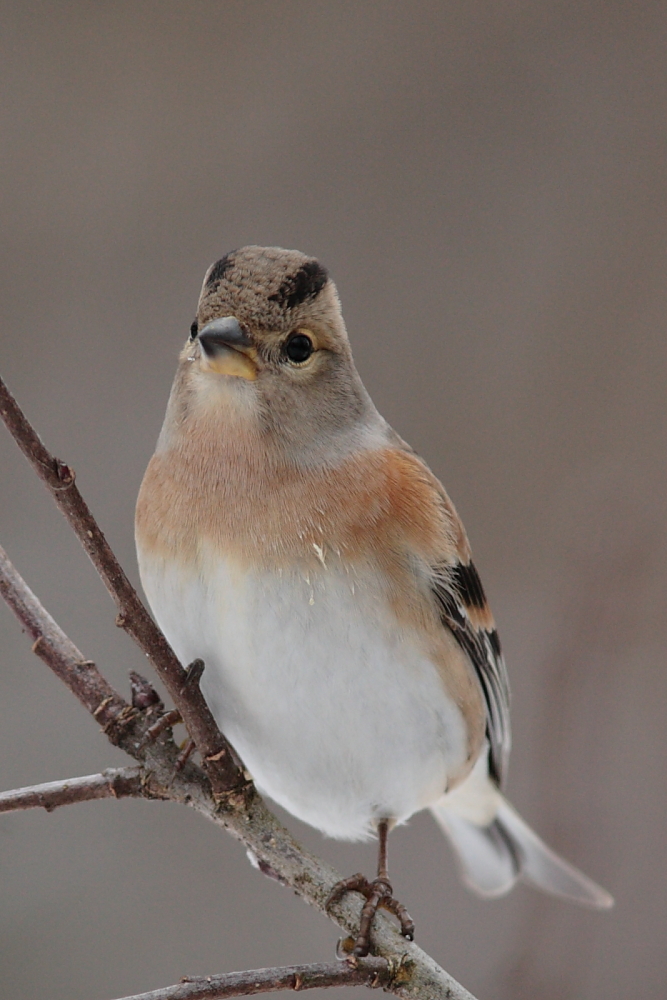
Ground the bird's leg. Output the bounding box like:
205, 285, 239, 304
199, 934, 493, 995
325, 819, 415, 957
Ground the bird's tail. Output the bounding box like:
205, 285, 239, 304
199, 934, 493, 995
431, 793, 613, 909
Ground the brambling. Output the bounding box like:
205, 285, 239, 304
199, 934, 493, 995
135, 246, 613, 955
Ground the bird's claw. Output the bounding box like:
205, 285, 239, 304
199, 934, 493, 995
326, 874, 415, 956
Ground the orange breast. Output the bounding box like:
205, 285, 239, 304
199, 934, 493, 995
136, 439, 487, 779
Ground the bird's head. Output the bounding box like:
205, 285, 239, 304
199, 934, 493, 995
165, 246, 382, 464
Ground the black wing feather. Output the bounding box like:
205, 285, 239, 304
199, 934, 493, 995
431, 561, 511, 787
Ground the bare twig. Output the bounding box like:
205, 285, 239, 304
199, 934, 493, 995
0, 767, 144, 813
0, 374, 242, 798
145, 709, 183, 742
0, 377, 478, 1000
0, 543, 130, 733
111, 957, 392, 1000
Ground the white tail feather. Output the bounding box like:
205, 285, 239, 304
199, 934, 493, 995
431, 794, 613, 909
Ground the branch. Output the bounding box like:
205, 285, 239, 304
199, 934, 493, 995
0, 374, 241, 798
111, 957, 392, 1000
0, 376, 478, 1000
0, 767, 144, 813
0, 542, 130, 732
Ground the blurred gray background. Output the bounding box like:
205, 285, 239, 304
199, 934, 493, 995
1, 3, 665, 998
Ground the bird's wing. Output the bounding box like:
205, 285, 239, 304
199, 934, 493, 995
430, 557, 511, 787
373, 437, 512, 786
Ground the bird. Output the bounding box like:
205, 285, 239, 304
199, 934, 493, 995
135, 245, 613, 955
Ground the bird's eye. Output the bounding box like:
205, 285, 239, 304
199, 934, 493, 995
284, 333, 313, 364
189, 320, 198, 340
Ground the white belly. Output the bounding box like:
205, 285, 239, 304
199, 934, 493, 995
138, 552, 468, 840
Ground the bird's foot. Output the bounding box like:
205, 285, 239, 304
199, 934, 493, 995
326, 873, 415, 957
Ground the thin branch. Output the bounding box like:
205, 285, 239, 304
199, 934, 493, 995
0, 377, 478, 1000
0, 543, 130, 733
111, 957, 392, 1000
0, 767, 144, 814
0, 374, 242, 798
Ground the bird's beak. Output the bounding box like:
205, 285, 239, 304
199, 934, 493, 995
197, 316, 258, 381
